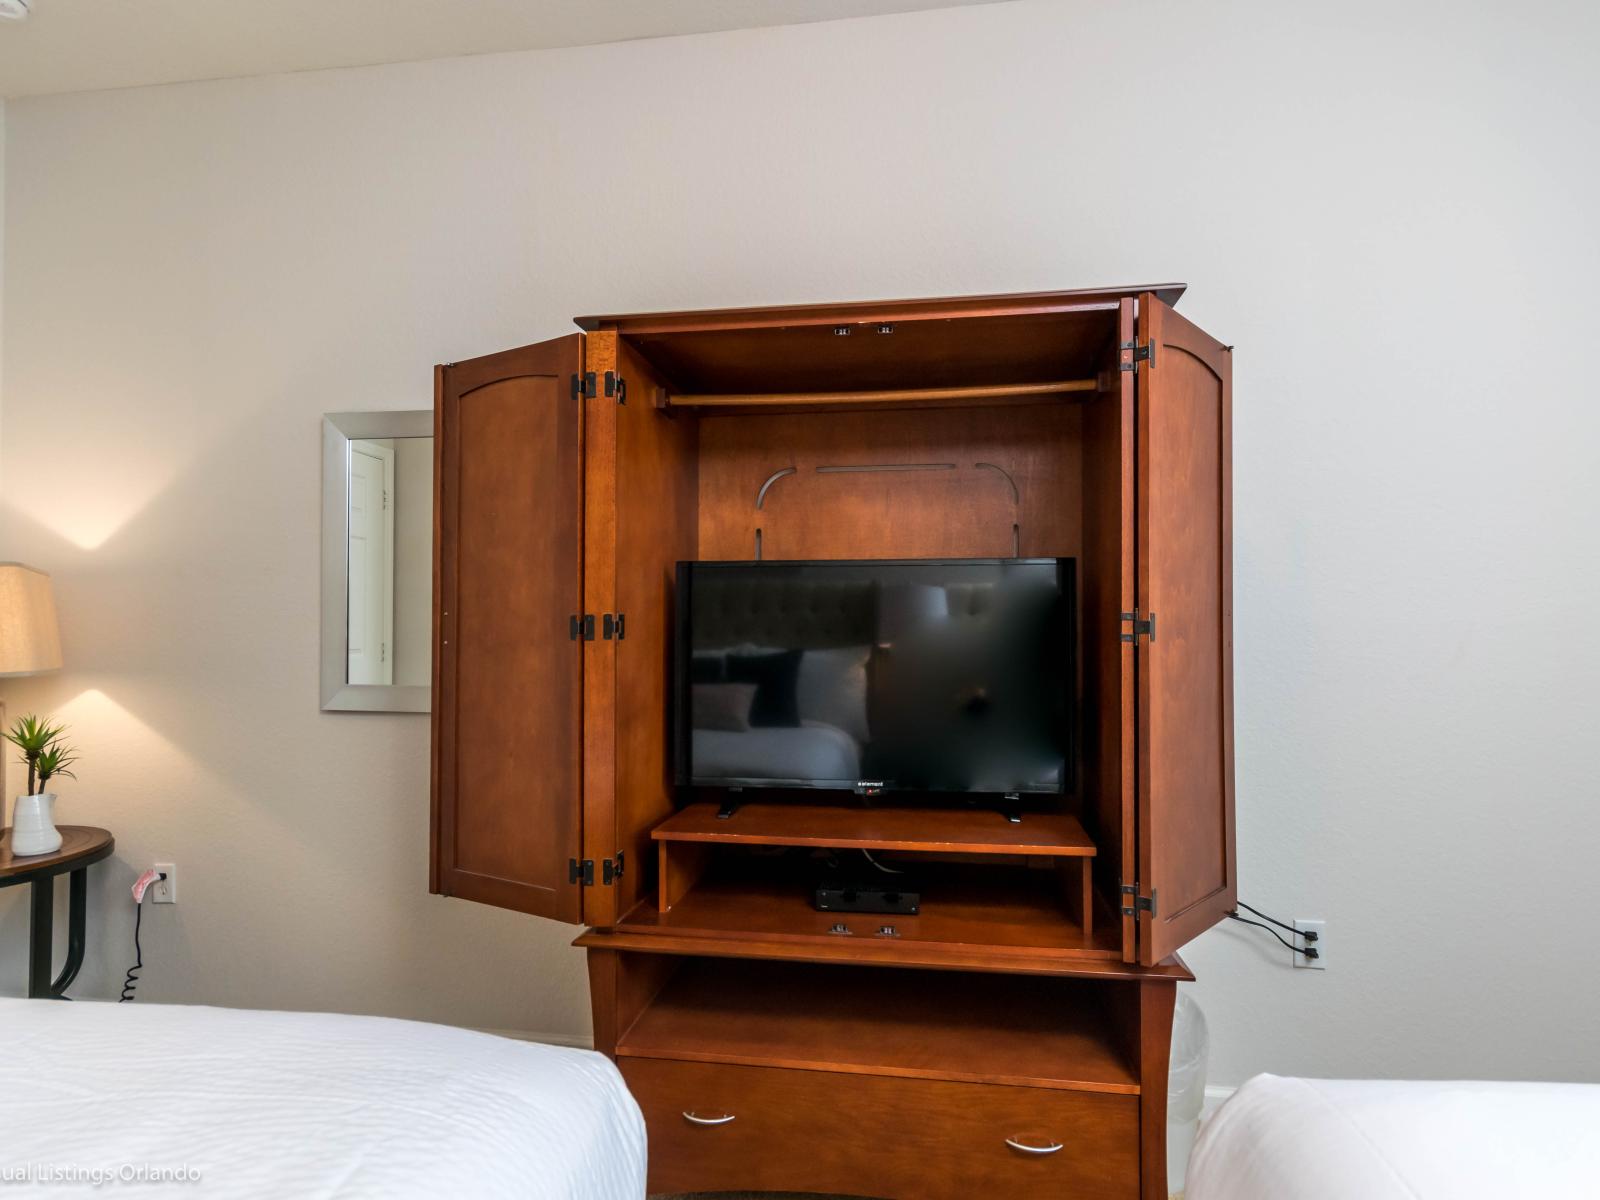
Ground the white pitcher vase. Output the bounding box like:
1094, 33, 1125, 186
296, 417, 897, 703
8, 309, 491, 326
11, 793, 62, 856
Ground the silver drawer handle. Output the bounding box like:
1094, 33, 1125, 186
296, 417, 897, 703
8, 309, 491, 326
682, 1111, 736, 1126
1006, 1137, 1064, 1155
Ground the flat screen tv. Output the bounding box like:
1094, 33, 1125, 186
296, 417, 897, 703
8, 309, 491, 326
674, 558, 1075, 796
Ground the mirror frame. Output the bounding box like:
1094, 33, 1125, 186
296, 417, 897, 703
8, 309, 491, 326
321, 410, 434, 713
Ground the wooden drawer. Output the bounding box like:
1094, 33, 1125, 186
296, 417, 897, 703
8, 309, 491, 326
621, 1057, 1140, 1200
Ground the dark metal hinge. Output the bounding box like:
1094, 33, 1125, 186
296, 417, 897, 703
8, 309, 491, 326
601, 852, 625, 885
1121, 884, 1158, 918
572, 371, 598, 400
601, 612, 625, 640
1119, 610, 1156, 644
1118, 340, 1155, 373
570, 613, 596, 641
604, 371, 626, 404
569, 858, 595, 886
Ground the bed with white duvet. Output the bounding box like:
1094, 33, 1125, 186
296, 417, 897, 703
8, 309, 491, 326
1, 997, 644, 1198
1186, 1073, 1600, 1200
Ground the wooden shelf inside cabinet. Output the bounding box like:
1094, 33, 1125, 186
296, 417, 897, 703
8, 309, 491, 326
653, 802, 1097, 938
623, 862, 1119, 962
654, 801, 1096, 857
664, 379, 1097, 412
578, 928, 1194, 983
617, 959, 1140, 1095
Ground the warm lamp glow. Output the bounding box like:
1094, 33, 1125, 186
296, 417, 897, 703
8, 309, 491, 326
9, 481, 173, 552
4, 427, 190, 551
0, 563, 63, 677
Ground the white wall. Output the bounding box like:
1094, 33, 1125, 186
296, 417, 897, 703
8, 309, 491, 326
3, 0, 1597, 1086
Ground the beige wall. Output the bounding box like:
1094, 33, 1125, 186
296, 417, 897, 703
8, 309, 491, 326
2, 1, 1598, 1085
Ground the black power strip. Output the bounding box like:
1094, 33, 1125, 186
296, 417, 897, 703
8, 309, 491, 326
815, 881, 920, 915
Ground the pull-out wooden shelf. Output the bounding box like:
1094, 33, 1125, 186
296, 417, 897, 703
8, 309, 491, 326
622, 859, 1119, 967
652, 802, 1099, 940
617, 958, 1139, 1096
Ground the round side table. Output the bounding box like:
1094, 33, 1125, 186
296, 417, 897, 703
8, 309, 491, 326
0, 826, 115, 999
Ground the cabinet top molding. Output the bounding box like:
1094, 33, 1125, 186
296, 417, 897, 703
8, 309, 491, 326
576, 283, 1187, 335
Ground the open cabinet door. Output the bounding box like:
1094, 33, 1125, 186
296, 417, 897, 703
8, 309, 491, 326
575, 332, 700, 929
1134, 296, 1236, 965
433, 334, 587, 922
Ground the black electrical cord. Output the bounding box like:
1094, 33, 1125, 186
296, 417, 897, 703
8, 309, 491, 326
1225, 911, 1319, 960
1236, 900, 1317, 941
861, 849, 906, 875
120, 896, 148, 1002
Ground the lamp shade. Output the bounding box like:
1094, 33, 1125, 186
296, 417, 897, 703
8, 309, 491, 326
0, 563, 63, 676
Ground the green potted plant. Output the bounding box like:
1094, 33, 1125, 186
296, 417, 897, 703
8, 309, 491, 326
5, 714, 76, 856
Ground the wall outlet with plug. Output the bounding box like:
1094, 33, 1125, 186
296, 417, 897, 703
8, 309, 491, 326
1293, 918, 1325, 969
151, 863, 177, 904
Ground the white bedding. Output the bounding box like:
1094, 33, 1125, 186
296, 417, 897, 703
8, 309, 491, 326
0, 998, 644, 1199
1187, 1073, 1600, 1200
693, 719, 861, 783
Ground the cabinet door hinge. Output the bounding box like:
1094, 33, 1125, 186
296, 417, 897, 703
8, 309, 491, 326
1121, 884, 1158, 918
569, 858, 595, 886
601, 612, 626, 640
603, 371, 627, 404
570, 613, 596, 641
571, 371, 598, 400
1118, 340, 1156, 373
1119, 610, 1156, 644
601, 852, 625, 885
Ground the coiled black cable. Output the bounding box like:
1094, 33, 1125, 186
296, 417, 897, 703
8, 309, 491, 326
120, 899, 146, 1002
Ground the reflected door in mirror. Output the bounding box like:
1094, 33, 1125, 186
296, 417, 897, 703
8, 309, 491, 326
321, 410, 433, 713
347, 439, 395, 685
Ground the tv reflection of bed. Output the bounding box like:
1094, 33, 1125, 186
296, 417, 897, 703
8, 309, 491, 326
693, 720, 861, 785
683, 574, 877, 788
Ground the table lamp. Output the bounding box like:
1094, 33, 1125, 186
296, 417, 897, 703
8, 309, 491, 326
0, 563, 63, 804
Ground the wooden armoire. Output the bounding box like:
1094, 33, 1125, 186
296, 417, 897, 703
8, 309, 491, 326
431, 284, 1234, 1200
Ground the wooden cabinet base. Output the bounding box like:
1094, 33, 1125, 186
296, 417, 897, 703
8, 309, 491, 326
623, 1057, 1140, 1200
587, 949, 1178, 1200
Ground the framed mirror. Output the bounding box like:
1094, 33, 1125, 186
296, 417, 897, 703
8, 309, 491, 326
321, 411, 433, 713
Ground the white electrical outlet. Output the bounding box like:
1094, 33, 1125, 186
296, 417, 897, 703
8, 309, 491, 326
1293, 918, 1325, 969
152, 863, 177, 904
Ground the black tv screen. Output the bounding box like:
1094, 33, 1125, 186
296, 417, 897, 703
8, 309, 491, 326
674, 558, 1075, 795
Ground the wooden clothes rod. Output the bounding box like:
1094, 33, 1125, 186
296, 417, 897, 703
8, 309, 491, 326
669, 379, 1097, 408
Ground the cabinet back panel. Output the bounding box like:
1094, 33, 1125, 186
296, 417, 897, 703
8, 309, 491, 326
690, 401, 1128, 923
696, 404, 1084, 562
